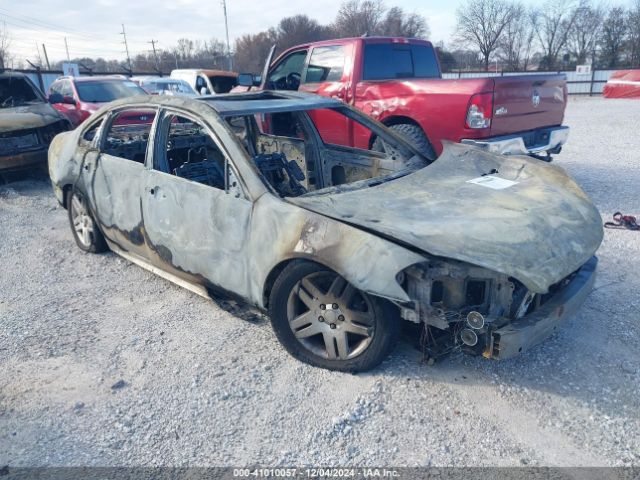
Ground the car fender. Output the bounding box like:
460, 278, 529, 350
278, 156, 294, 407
251, 193, 425, 308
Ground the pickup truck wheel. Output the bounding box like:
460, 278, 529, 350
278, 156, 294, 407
375, 123, 436, 159
67, 190, 108, 253
269, 261, 398, 372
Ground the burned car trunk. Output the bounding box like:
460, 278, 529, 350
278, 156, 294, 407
1, 72, 70, 172
48, 92, 602, 371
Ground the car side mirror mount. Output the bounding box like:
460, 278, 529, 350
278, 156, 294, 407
199, 87, 210, 95
49, 93, 64, 104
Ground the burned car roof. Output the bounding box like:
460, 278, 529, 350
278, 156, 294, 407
201, 91, 343, 115
92, 91, 343, 117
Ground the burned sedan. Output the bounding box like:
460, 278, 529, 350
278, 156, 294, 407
48, 91, 603, 371
1, 71, 71, 172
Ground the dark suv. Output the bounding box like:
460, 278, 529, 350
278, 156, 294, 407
48, 75, 146, 127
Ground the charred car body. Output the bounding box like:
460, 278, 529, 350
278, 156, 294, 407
1, 71, 70, 172
48, 92, 603, 371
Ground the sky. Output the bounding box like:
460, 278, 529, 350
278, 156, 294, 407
0, 0, 633, 67
1, 0, 457, 66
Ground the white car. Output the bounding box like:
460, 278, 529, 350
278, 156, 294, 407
169, 69, 237, 96
132, 77, 197, 97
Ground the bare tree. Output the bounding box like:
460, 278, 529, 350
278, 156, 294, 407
334, 0, 386, 37
380, 6, 430, 38
599, 6, 628, 68
175, 38, 195, 62
1, 22, 12, 69
532, 0, 580, 69
276, 15, 332, 50
628, 0, 640, 66
498, 3, 536, 70
234, 30, 278, 73
567, 1, 605, 64
455, 0, 516, 71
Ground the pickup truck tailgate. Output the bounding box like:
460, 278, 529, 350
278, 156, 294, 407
490, 75, 566, 136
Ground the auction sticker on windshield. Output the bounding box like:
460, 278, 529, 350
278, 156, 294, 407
466, 175, 519, 190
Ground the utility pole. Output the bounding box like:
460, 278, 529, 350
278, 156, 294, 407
35, 42, 43, 67
42, 43, 50, 70
120, 24, 132, 74
64, 37, 71, 61
148, 39, 160, 73
221, 0, 232, 70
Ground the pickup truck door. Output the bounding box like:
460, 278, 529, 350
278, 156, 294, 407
299, 44, 354, 147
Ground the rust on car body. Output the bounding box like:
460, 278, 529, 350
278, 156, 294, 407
48, 91, 603, 364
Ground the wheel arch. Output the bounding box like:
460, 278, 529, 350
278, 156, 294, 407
62, 184, 73, 209
262, 256, 343, 308
368, 115, 432, 149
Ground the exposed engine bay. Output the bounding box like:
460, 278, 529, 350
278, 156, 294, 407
399, 259, 578, 360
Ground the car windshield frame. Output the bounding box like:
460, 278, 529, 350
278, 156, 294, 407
0, 77, 45, 108
217, 102, 430, 199
75, 80, 147, 103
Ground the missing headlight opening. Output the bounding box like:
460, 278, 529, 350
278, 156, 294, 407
401, 260, 577, 361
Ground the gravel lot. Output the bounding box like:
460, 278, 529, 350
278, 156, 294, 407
0, 97, 638, 468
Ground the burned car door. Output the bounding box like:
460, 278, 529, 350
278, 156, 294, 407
140, 110, 253, 298
86, 107, 158, 258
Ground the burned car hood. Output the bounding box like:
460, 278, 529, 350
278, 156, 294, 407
0, 102, 65, 133
290, 143, 603, 293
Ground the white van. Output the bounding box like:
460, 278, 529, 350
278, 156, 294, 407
169, 69, 238, 96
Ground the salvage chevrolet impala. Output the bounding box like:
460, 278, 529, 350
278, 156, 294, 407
48, 91, 603, 371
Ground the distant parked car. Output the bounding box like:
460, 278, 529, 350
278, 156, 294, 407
170, 69, 238, 96
132, 77, 197, 97
0, 71, 70, 172
47, 76, 147, 127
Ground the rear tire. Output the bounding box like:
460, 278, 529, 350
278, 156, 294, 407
67, 190, 108, 253
374, 123, 436, 159
269, 261, 398, 372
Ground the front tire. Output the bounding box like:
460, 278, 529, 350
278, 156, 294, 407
67, 190, 107, 253
269, 261, 398, 372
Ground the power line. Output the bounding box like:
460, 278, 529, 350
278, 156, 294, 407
0, 7, 148, 43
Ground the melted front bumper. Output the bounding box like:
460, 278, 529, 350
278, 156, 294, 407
489, 256, 597, 359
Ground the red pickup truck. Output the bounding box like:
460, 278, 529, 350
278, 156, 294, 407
238, 37, 569, 159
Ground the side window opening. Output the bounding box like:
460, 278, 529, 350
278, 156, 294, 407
196, 76, 210, 94
103, 108, 156, 163
80, 119, 103, 146
225, 112, 312, 198
304, 46, 345, 84
162, 114, 236, 193
307, 108, 422, 187
267, 50, 307, 91
363, 44, 440, 80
